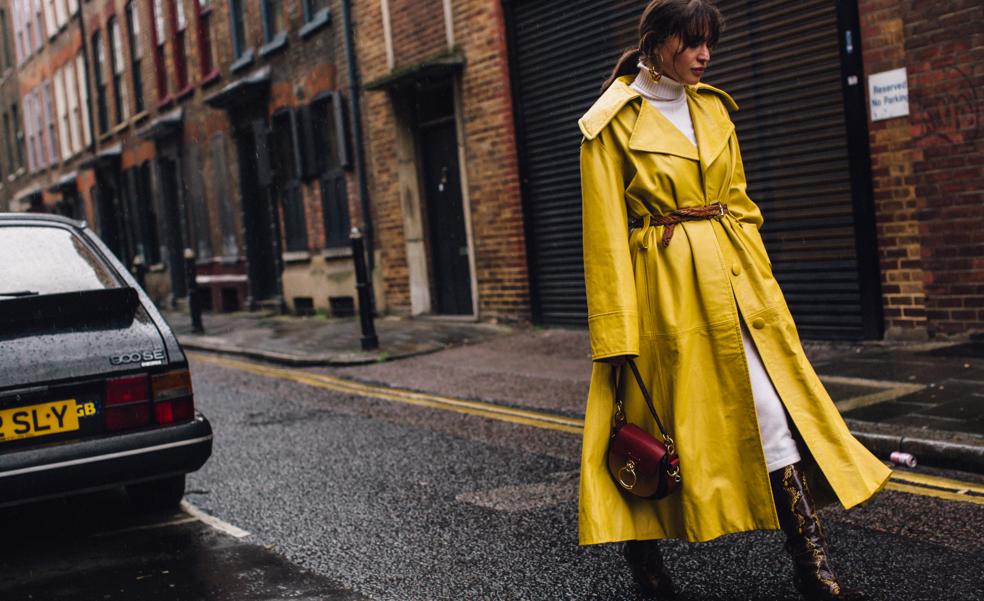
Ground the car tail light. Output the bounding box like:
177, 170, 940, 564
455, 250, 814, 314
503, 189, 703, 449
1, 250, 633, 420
152, 370, 195, 425
105, 374, 151, 431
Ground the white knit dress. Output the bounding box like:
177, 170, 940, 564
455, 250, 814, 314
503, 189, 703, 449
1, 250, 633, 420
630, 67, 802, 472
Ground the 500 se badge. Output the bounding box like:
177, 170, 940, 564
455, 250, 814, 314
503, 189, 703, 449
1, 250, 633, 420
110, 349, 166, 367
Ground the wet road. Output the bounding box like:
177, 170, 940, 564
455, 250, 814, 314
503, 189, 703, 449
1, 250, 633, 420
4, 352, 984, 600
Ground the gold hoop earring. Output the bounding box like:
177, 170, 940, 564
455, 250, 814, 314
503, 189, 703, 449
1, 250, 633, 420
647, 54, 663, 83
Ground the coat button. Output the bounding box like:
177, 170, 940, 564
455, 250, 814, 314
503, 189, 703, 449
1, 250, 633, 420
731, 263, 742, 276
752, 318, 766, 329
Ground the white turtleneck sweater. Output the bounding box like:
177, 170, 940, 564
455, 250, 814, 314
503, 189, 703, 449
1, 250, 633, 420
630, 64, 697, 148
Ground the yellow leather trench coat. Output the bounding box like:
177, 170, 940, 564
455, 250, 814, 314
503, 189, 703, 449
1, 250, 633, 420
577, 75, 890, 545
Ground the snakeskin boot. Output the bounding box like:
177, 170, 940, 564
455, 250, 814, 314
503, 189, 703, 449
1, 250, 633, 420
623, 539, 678, 599
770, 463, 867, 601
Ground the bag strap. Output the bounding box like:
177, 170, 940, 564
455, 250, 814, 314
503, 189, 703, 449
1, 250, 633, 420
614, 359, 673, 444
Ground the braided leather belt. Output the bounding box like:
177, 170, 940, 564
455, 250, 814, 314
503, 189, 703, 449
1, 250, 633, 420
629, 202, 729, 247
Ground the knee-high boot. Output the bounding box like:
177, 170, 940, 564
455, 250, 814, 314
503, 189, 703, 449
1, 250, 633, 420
623, 539, 678, 599
769, 463, 866, 601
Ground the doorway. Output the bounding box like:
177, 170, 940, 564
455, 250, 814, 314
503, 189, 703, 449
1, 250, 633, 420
234, 120, 280, 305
415, 83, 473, 316
157, 157, 186, 298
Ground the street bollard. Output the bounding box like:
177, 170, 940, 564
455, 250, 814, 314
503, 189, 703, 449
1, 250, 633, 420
350, 227, 379, 351
131, 255, 147, 291
184, 248, 204, 334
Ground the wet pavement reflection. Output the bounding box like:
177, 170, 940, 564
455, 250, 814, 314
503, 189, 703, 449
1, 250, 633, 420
0, 488, 366, 601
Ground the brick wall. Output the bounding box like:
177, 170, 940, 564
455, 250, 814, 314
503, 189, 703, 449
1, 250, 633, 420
356, 0, 531, 320
860, 0, 984, 338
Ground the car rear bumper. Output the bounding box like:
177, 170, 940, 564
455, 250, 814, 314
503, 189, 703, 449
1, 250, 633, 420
0, 414, 212, 508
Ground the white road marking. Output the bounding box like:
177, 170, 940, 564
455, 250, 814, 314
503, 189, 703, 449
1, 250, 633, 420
181, 500, 251, 538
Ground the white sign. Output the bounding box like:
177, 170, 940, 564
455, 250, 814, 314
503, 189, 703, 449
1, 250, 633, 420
868, 68, 909, 121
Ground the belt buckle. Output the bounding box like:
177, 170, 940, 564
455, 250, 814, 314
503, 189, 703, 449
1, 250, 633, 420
714, 202, 727, 219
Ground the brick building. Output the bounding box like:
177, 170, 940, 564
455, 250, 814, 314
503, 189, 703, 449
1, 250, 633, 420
2, 0, 983, 341
859, 0, 984, 338
352, 0, 530, 320
0, 0, 370, 316
0, 1, 24, 209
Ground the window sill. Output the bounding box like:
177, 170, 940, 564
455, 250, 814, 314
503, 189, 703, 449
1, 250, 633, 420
149, 263, 167, 273
283, 250, 312, 264
157, 94, 175, 110
230, 49, 254, 73
200, 70, 221, 88
131, 110, 150, 126
300, 9, 332, 39
258, 32, 288, 58
111, 121, 130, 135
175, 84, 195, 102
322, 246, 353, 261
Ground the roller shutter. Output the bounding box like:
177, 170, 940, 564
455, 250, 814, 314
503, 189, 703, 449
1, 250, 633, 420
506, 0, 879, 339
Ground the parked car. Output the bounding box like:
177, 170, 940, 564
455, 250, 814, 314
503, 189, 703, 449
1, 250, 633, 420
0, 213, 212, 510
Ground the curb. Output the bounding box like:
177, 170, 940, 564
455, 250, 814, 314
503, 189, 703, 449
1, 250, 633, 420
847, 419, 984, 474
177, 337, 447, 366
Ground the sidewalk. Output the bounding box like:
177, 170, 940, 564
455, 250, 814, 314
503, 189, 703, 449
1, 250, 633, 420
167, 309, 984, 472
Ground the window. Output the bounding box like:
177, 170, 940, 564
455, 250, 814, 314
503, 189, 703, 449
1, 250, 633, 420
43, 0, 55, 39
68, 0, 79, 16
229, 0, 248, 61
43, 82, 58, 165
3, 112, 15, 174
260, 0, 284, 44
53, 0, 67, 29
169, 0, 188, 92
0, 227, 121, 294
12, 102, 25, 169
137, 162, 161, 264
54, 67, 71, 160
1, 7, 12, 69
271, 110, 308, 252
194, 0, 216, 79
109, 17, 129, 123
309, 93, 351, 248
25, 0, 36, 54
64, 62, 81, 153
75, 52, 92, 146
125, 2, 144, 113
32, 0, 43, 51
92, 30, 108, 133
12, 0, 24, 63
149, 0, 167, 100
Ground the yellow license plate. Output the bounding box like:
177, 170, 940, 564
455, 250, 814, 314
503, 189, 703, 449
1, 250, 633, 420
0, 399, 80, 443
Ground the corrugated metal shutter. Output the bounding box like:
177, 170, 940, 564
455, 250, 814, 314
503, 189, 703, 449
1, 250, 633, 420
508, 0, 872, 339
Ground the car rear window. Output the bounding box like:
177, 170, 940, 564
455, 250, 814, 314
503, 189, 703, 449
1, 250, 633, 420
0, 226, 120, 295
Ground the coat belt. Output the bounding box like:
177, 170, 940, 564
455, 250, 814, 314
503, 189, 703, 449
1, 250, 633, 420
629, 202, 729, 247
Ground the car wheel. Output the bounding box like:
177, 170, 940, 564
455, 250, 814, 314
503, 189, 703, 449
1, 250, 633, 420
126, 474, 186, 511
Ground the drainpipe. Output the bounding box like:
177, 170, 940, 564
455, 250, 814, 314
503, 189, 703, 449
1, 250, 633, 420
340, 0, 375, 277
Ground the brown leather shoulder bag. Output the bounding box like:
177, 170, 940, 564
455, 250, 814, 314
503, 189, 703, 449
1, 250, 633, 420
606, 360, 682, 500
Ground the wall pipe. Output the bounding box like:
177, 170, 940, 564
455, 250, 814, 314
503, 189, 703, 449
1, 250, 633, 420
340, 0, 375, 278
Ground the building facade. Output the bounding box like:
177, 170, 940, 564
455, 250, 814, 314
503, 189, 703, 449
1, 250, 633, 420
2, 0, 982, 341
352, 0, 531, 321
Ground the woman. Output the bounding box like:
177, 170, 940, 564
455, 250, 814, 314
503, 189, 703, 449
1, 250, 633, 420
577, 1, 890, 599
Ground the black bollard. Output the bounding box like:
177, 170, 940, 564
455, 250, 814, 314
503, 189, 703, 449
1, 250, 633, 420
184, 248, 204, 334
350, 228, 379, 350
131, 255, 147, 291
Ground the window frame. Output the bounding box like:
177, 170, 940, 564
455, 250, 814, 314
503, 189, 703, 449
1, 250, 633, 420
299, 0, 330, 39
194, 0, 218, 83
258, 0, 286, 56
63, 63, 81, 154
148, 0, 168, 102
42, 81, 58, 165
75, 51, 92, 146
1, 7, 13, 70
108, 16, 129, 125
54, 66, 71, 160
125, 1, 145, 114
91, 28, 108, 134
168, 0, 189, 95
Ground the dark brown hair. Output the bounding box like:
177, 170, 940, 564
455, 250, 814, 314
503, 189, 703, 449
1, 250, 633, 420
602, 0, 724, 92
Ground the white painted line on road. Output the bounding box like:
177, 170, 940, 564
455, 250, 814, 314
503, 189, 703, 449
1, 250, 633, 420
821, 375, 925, 412
181, 500, 251, 538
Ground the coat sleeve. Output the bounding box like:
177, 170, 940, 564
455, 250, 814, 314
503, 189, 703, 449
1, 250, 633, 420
727, 129, 765, 229
580, 135, 639, 361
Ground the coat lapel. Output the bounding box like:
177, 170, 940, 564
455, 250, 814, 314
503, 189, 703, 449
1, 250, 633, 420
627, 100, 700, 161
688, 88, 736, 170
